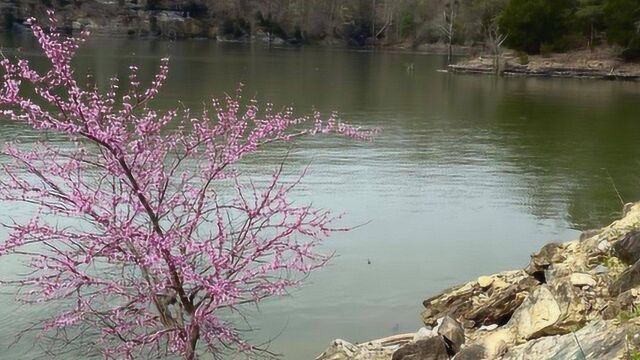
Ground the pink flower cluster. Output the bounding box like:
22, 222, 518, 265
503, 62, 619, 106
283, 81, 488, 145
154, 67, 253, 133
0, 11, 374, 360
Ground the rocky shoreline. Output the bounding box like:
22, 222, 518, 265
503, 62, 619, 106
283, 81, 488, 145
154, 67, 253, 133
448, 48, 640, 81
317, 202, 640, 359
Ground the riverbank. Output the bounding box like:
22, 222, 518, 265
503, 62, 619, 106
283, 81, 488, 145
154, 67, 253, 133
0, 0, 484, 54
318, 202, 640, 359
449, 47, 640, 81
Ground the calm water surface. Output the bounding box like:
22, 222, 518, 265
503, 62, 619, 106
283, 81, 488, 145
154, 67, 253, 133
2, 34, 640, 359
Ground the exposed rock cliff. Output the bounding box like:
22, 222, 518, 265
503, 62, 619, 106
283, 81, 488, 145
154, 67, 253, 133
318, 202, 640, 359
0, 1, 234, 40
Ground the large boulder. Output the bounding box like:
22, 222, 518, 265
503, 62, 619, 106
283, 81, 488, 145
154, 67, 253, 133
508, 278, 587, 341
452, 344, 485, 359
502, 320, 636, 360
437, 316, 465, 354
391, 336, 450, 360
507, 285, 562, 340
613, 230, 640, 265
422, 271, 539, 328
477, 328, 515, 359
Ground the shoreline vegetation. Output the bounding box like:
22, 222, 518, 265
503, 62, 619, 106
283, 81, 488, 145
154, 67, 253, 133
317, 202, 640, 360
3, 1, 640, 82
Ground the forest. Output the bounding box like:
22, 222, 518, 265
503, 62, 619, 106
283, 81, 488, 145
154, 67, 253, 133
1, 0, 639, 58
147, 0, 640, 58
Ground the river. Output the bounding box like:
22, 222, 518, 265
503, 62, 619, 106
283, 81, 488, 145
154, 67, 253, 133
2, 33, 640, 359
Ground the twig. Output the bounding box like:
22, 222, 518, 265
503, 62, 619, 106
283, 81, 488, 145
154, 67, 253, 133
572, 331, 587, 360
605, 169, 625, 206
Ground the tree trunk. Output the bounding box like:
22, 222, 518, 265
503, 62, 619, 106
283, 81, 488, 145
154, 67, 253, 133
185, 325, 200, 360
446, 4, 455, 64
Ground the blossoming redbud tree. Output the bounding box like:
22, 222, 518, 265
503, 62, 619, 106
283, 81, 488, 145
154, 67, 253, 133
0, 12, 372, 360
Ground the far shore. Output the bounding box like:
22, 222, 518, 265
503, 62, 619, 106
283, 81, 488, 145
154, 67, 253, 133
448, 46, 640, 81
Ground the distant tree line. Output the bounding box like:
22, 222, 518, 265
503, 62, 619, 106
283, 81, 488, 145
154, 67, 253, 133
498, 0, 640, 59
141, 0, 513, 47
3, 0, 640, 58
153, 0, 640, 58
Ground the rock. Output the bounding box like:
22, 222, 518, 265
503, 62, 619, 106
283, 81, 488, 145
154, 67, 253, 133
431, 317, 444, 332
478, 324, 498, 331
547, 278, 588, 328
422, 271, 539, 328
610, 259, 640, 297
613, 230, 640, 265
317, 334, 413, 360
437, 316, 465, 354
508, 278, 588, 341
624, 202, 635, 215
579, 229, 600, 241
392, 336, 450, 360
453, 344, 486, 359
543, 265, 559, 283
603, 290, 637, 320
508, 285, 562, 340
492, 278, 509, 289
463, 282, 531, 327
524, 242, 564, 280
592, 265, 609, 275
479, 328, 515, 358
478, 276, 494, 288
569, 273, 596, 287
502, 320, 635, 360
597, 239, 611, 252
315, 339, 359, 360
413, 327, 435, 342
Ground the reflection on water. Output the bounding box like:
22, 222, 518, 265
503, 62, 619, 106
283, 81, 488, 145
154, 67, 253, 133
2, 33, 640, 359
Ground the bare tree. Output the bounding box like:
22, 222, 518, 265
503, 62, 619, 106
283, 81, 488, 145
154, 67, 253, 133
486, 23, 507, 74
439, 0, 458, 64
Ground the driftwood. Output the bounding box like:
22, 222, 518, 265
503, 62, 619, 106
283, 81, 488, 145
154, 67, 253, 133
363, 333, 415, 348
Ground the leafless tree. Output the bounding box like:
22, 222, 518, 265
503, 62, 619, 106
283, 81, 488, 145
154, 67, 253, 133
486, 23, 507, 74
439, 0, 458, 64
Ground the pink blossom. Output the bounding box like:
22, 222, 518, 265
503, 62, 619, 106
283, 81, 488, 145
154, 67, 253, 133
0, 11, 375, 360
